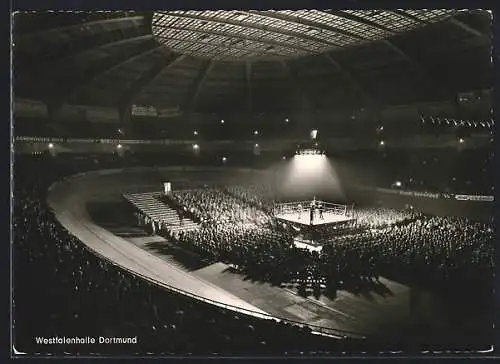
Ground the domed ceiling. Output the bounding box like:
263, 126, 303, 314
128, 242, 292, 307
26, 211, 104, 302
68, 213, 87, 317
151, 10, 458, 60
13, 9, 492, 116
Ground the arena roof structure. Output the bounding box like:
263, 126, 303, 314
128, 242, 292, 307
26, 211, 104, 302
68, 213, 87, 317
13, 10, 492, 115
151, 10, 460, 60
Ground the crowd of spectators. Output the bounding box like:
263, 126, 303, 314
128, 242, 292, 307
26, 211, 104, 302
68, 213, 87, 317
14, 155, 354, 355
172, 188, 273, 226
176, 225, 296, 283
319, 215, 493, 292
224, 184, 276, 211
167, 186, 493, 296
354, 207, 416, 229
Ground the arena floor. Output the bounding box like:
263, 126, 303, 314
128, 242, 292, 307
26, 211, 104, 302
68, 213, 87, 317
47, 167, 492, 342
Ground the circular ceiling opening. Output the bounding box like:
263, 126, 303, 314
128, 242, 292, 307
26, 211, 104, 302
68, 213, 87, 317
152, 9, 459, 61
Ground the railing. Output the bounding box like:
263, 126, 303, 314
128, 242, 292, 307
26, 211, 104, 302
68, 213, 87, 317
274, 201, 350, 217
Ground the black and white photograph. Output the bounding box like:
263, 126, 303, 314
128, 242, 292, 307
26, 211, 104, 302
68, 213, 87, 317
11, 7, 495, 358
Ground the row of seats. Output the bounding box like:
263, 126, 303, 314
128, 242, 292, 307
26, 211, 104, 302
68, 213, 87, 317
123, 192, 199, 233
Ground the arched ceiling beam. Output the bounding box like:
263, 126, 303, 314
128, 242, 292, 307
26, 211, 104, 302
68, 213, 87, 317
331, 10, 396, 35
29, 34, 154, 76
155, 35, 297, 59
323, 53, 377, 107
391, 9, 487, 38
380, 39, 457, 102
326, 10, 416, 66
279, 60, 312, 112
245, 61, 253, 113
156, 35, 280, 54
119, 54, 186, 111
44, 40, 156, 114
331, 10, 459, 102
15, 15, 145, 40
324, 10, 487, 56
61, 33, 154, 61
390, 10, 426, 24
335, 10, 487, 41
155, 11, 339, 48
448, 18, 487, 38
246, 10, 367, 42
65, 44, 164, 103
182, 60, 215, 113
153, 22, 314, 54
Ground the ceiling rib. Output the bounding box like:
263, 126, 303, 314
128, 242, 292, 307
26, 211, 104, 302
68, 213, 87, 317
448, 18, 486, 38
248, 10, 367, 42
332, 10, 396, 35
29, 34, 154, 77
67, 44, 164, 102
391, 10, 487, 38
155, 35, 285, 57
60, 33, 153, 61
330, 10, 457, 101
245, 61, 253, 113
380, 40, 456, 102
279, 60, 312, 112
155, 11, 338, 48
46, 42, 158, 113
390, 10, 426, 24
323, 53, 377, 107
119, 54, 186, 111
153, 23, 314, 54
183, 60, 215, 113
16, 15, 145, 39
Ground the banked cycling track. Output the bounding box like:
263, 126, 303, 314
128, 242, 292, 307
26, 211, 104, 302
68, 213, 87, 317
48, 166, 472, 341
47, 167, 272, 318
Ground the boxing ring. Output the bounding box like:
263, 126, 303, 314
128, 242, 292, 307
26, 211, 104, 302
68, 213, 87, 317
274, 200, 355, 225
273, 200, 356, 251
